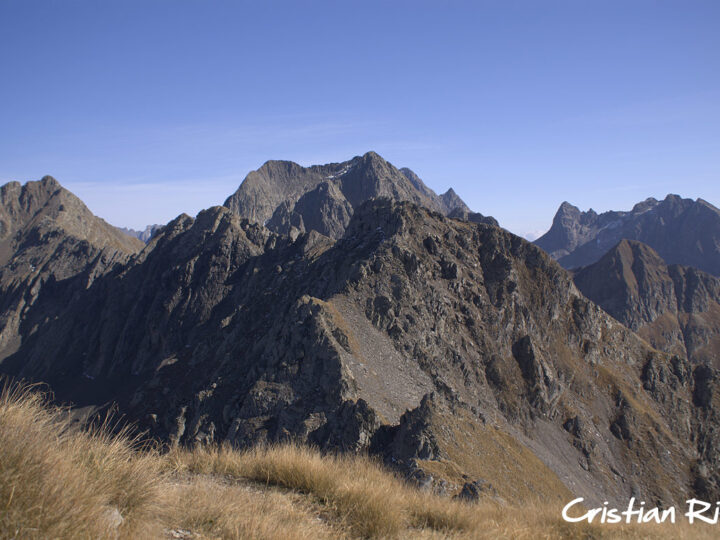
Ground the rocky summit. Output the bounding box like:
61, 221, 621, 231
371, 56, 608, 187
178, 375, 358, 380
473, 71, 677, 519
573, 239, 720, 366
223, 151, 495, 239
535, 194, 720, 275
1, 164, 720, 509
0, 176, 143, 362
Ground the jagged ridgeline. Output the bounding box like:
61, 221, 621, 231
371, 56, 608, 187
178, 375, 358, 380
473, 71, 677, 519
573, 239, 720, 366
0, 177, 144, 360
1, 153, 720, 510
223, 151, 496, 239
535, 195, 720, 275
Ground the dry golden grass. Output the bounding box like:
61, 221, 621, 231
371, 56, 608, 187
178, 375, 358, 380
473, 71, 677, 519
0, 383, 164, 539
1, 382, 719, 539
163, 476, 338, 540
167, 444, 411, 537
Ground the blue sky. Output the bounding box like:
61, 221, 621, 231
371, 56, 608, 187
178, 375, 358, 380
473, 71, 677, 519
1, 1, 718, 237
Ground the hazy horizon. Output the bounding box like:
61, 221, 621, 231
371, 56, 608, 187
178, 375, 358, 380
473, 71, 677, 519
3, 153, 714, 241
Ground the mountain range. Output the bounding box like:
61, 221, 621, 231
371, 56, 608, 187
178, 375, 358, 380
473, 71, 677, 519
1, 152, 719, 509
223, 151, 495, 239
116, 224, 162, 243
535, 194, 720, 275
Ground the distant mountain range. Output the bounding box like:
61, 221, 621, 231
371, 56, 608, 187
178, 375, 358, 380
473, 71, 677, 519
116, 224, 162, 243
535, 194, 720, 276
223, 151, 495, 239
1, 155, 720, 508
535, 195, 720, 367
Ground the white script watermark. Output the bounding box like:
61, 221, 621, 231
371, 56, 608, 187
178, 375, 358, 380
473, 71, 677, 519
562, 497, 720, 525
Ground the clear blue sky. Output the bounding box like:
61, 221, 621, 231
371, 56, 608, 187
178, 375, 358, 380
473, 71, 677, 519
1, 1, 718, 237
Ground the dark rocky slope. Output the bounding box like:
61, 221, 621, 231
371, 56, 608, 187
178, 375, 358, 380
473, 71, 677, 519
574, 239, 720, 366
446, 207, 499, 227
223, 151, 490, 239
0, 177, 143, 361
2, 188, 720, 507
535, 195, 720, 275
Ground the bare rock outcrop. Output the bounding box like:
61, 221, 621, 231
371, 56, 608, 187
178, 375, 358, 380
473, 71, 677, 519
0, 177, 143, 362
536, 195, 720, 275
224, 151, 491, 239
574, 239, 720, 365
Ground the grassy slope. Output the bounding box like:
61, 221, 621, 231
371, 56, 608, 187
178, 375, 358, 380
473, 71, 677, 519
0, 384, 715, 539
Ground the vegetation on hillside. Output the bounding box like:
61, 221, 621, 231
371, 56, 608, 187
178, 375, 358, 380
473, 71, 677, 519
0, 383, 714, 539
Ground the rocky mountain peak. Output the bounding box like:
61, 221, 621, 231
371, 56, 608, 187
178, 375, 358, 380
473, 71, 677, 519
438, 188, 470, 214
359, 149, 384, 165
536, 194, 720, 275
631, 197, 659, 213
398, 167, 468, 215
223, 152, 490, 240
0, 177, 144, 360
39, 174, 60, 187
573, 239, 720, 365
614, 238, 666, 267
556, 201, 579, 216
573, 239, 674, 331
256, 159, 307, 180
1, 176, 62, 222
0, 177, 143, 260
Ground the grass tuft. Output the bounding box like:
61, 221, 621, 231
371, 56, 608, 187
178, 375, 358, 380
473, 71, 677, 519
0, 382, 164, 538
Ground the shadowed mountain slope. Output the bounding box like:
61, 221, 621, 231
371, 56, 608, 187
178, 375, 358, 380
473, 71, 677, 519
535, 195, 720, 275
2, 187, 720, 507
574, 239, 720, 366
0, 176, 144, 360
